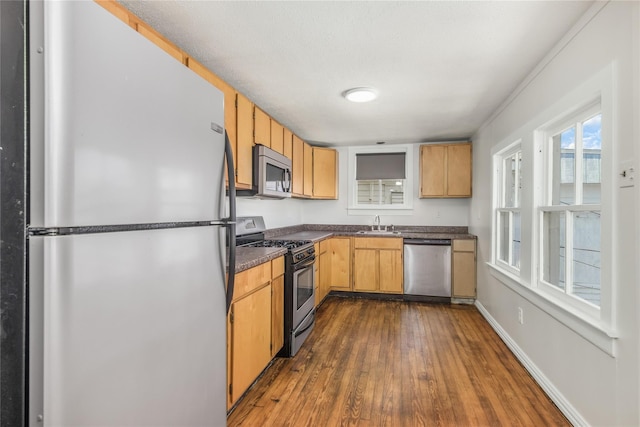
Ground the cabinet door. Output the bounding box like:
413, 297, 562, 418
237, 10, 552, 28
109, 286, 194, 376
313, 243, 320, 307
420, 145, 446, 197
303, 142, 313, 197
319, 249, 332, 302
230, 285, 272, 404
330, 238, 351, 290
452, 242, 476, 298
447, 143, 472, 197
254, 106, 271, 147
379, 249, 403, 293
236, 94, 254, 189
283, 128, 293, 159
270, 120, 284, 154
353, 248, 378, 291
271, 275, 284, 357
292, 135, 304, 196
312, 147, 337, 199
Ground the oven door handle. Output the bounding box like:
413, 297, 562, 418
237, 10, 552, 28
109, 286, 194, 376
293, 256, 316, 271
294, 311, 315, 337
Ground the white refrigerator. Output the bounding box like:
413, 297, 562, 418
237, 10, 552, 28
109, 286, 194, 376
27, 2, 234, 425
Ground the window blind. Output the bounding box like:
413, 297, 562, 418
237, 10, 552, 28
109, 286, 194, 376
355, 153, 406, 180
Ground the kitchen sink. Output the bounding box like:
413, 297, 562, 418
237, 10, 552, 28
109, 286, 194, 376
356, 230, 402, 235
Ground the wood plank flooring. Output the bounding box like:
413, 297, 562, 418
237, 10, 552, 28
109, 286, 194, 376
227, 296, 570, 427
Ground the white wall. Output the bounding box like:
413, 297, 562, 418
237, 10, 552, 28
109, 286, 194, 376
236, 197, 304, 229
303, 144, 471, 227
470, 2, 639, 426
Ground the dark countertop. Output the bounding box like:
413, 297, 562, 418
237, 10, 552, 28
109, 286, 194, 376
237, 225, 476, 272
272, 231, 334, 243
267, 229, 475, 242
235, 246, 287, 273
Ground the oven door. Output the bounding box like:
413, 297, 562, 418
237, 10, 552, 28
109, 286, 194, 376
292, 258, 315, 328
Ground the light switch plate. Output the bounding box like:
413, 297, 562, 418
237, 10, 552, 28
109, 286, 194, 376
619, 160, 635, 188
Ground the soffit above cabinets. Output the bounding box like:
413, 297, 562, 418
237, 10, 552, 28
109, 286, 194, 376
120, 1, 594, 146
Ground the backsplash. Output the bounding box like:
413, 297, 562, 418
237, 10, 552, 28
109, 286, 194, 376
235, 197, 304, 229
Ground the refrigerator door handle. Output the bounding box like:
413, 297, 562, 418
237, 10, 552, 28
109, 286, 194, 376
223, 130, 236, 314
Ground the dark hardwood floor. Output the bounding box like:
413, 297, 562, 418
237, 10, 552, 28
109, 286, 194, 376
227, 296, 570, 426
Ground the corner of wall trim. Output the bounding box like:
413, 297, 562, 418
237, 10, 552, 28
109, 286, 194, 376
474, 301, 590, 427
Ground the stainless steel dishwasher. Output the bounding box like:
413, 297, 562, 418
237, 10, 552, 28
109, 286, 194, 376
403, 239, 452, 297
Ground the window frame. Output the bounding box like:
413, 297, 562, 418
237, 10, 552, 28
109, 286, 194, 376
493, 142, 523, 276
347, 144, 414, 212
488, 66, 617, 355
537, 101, 603, 319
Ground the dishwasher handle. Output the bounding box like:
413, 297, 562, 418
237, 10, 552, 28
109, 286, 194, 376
403, 238, 451, 246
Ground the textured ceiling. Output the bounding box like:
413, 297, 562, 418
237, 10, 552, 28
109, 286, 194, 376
119, 1, 593, 146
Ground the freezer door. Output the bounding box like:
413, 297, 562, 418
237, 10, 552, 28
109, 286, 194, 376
29, 227, 227, 426
30, 1, 225, 227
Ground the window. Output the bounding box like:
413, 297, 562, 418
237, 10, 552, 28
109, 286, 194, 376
539, 102, 602, 312
494, 143, 522, 273
348, 145, 413, 211
356, 153, 406, 205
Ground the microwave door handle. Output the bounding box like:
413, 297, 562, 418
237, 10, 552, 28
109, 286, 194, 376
284, 169, 291, 192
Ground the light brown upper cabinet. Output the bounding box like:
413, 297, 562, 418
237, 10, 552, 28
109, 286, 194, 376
254, 106, 271, 148
270, 120, 284, 155
283, 128, 293, 160
186, 58, 238, 186
420, 142, 472, 198
292, 135, 305, 196
303, 142, 313, 197
312, 147, 338, 199
236, 94, 254, 189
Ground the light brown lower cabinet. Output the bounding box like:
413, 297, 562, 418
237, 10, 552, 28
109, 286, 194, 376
452, 239, 477, 298
229, 285, 271, 406
353, 237, 403, 294
228, 256, 284, 409
329, 237, 352, 291
271, 257, 285, 357
318, 240, 332, 302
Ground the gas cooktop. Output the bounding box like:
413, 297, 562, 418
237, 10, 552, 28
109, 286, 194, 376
242, 239, 313, 250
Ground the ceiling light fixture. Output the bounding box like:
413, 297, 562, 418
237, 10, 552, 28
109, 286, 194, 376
343, 87, 378, 103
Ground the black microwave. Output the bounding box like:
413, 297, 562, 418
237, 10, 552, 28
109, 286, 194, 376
237, 144, 292, 199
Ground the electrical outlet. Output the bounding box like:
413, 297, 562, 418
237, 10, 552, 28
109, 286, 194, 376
517, 307, 524, 324
435, 210, 441, 219
619, 160, 635, 188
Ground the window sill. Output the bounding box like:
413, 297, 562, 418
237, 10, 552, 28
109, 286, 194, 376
486, 262, 618, 357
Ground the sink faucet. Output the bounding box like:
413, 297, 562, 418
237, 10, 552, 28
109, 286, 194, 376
373, 215, 380, 231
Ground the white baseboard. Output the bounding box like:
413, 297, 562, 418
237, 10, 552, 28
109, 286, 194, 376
475, 301, 589, 427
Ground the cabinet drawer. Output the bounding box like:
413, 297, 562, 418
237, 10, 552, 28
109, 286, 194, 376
453, 239, 475, 252
354, 237, 403, 250
234, 262, 271, 300
272, 256, 284, 278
